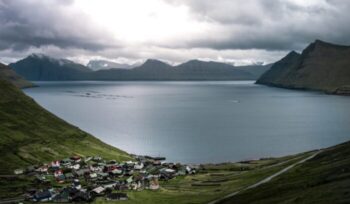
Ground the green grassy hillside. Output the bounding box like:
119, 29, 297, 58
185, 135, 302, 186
0, 79, 131, 174
0, 62, 33, 88
219, 141, 350, 204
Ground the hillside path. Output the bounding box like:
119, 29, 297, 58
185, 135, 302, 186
208, 150, 322, 204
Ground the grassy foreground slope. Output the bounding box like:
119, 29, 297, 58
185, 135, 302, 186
0, 79, 131, 174
219, 141, 350, 204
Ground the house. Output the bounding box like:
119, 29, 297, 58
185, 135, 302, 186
153, 160, 162, 166
14, 169, 24, 175
33, 190, 52, 202
91, 186, 105, 196
131, 181, 142, 190
106, 193, 128, 201
162, 168, 175, 174
103, 181, 119, 189
134, 162, 144, 170
54, 170, 63, 178
105, 164, 118, 172
36, 165, 48, 174
110, 169, 123, 175
70, 191, 91, 202
124, 169, 134, 176
74, 168, 90, 177
186, 165, 196, 174
51, 160, 60, 168
70, 163, 80, 170
52, 190, 69, 203
126, 176, 133, 184
97, 172, 109, 179
89, 172, 98, 179
93, 156, 102, 162
149, 177, 160, 190
35, 175, 47, 183
56, 174, 66, 183
70, 156, 81, 163
61, 158, 72, 166
73, 179, 81, 190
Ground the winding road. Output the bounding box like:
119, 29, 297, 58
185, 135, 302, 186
208, 150, 322, 204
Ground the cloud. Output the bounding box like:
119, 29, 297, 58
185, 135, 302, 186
167, 0, 350, 51
0, 0, 350, 65
0, 0, 118, 51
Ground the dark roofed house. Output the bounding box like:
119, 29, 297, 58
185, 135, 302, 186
33, 190, 52, 202
97, 172, 109, 180
106, 193, 128, 201
70, 191, 91, 202
52, 190, 70, 203
61, 158, 72, 166
74, 168, 90, 177
71, 156, 82, 163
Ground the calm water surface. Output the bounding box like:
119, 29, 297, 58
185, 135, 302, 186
24, 81, 350, 164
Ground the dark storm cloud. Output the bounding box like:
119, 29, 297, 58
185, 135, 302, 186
0, 0, 117, 51
168, 0, 350, 51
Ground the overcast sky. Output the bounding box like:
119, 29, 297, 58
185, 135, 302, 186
1, 0, 350, 65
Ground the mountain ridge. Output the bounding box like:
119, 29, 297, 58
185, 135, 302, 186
10, 55, 271, 81
256, 40, 350, 94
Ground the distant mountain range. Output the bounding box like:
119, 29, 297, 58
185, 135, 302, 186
87, 59, 139, 70
0, 62, 33, 88
10, 54, 271, 81
257, 40, 350, 94
10, 54, 92, 81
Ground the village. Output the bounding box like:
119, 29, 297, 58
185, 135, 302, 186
13, 155, 198, 202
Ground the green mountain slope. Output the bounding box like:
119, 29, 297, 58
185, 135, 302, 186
219, 141, 350, 204
0, 79, 130, 174
257, 40, 350, 94
0, 62, 34, 88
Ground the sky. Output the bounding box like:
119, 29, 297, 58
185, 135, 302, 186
0, 0, 350, 65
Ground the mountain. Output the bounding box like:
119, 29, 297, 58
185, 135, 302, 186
0, 62, 34, 88
11, 55, 270, 81
10, 54, 92, 80
235, 63, 272, 78
174, 60, 254, 80
0, 77, 130, 175
87, 59, 138, 70
219, 141, 350, 204
257, 40, 350, 94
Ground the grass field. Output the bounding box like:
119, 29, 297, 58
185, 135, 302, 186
219, 141, 350, 204
92, 152, 315, 204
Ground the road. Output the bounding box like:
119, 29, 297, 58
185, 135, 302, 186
208, 150, 322, 204
0, 198, 24, 204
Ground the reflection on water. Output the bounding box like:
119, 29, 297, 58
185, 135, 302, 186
25, 81, 350, 164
